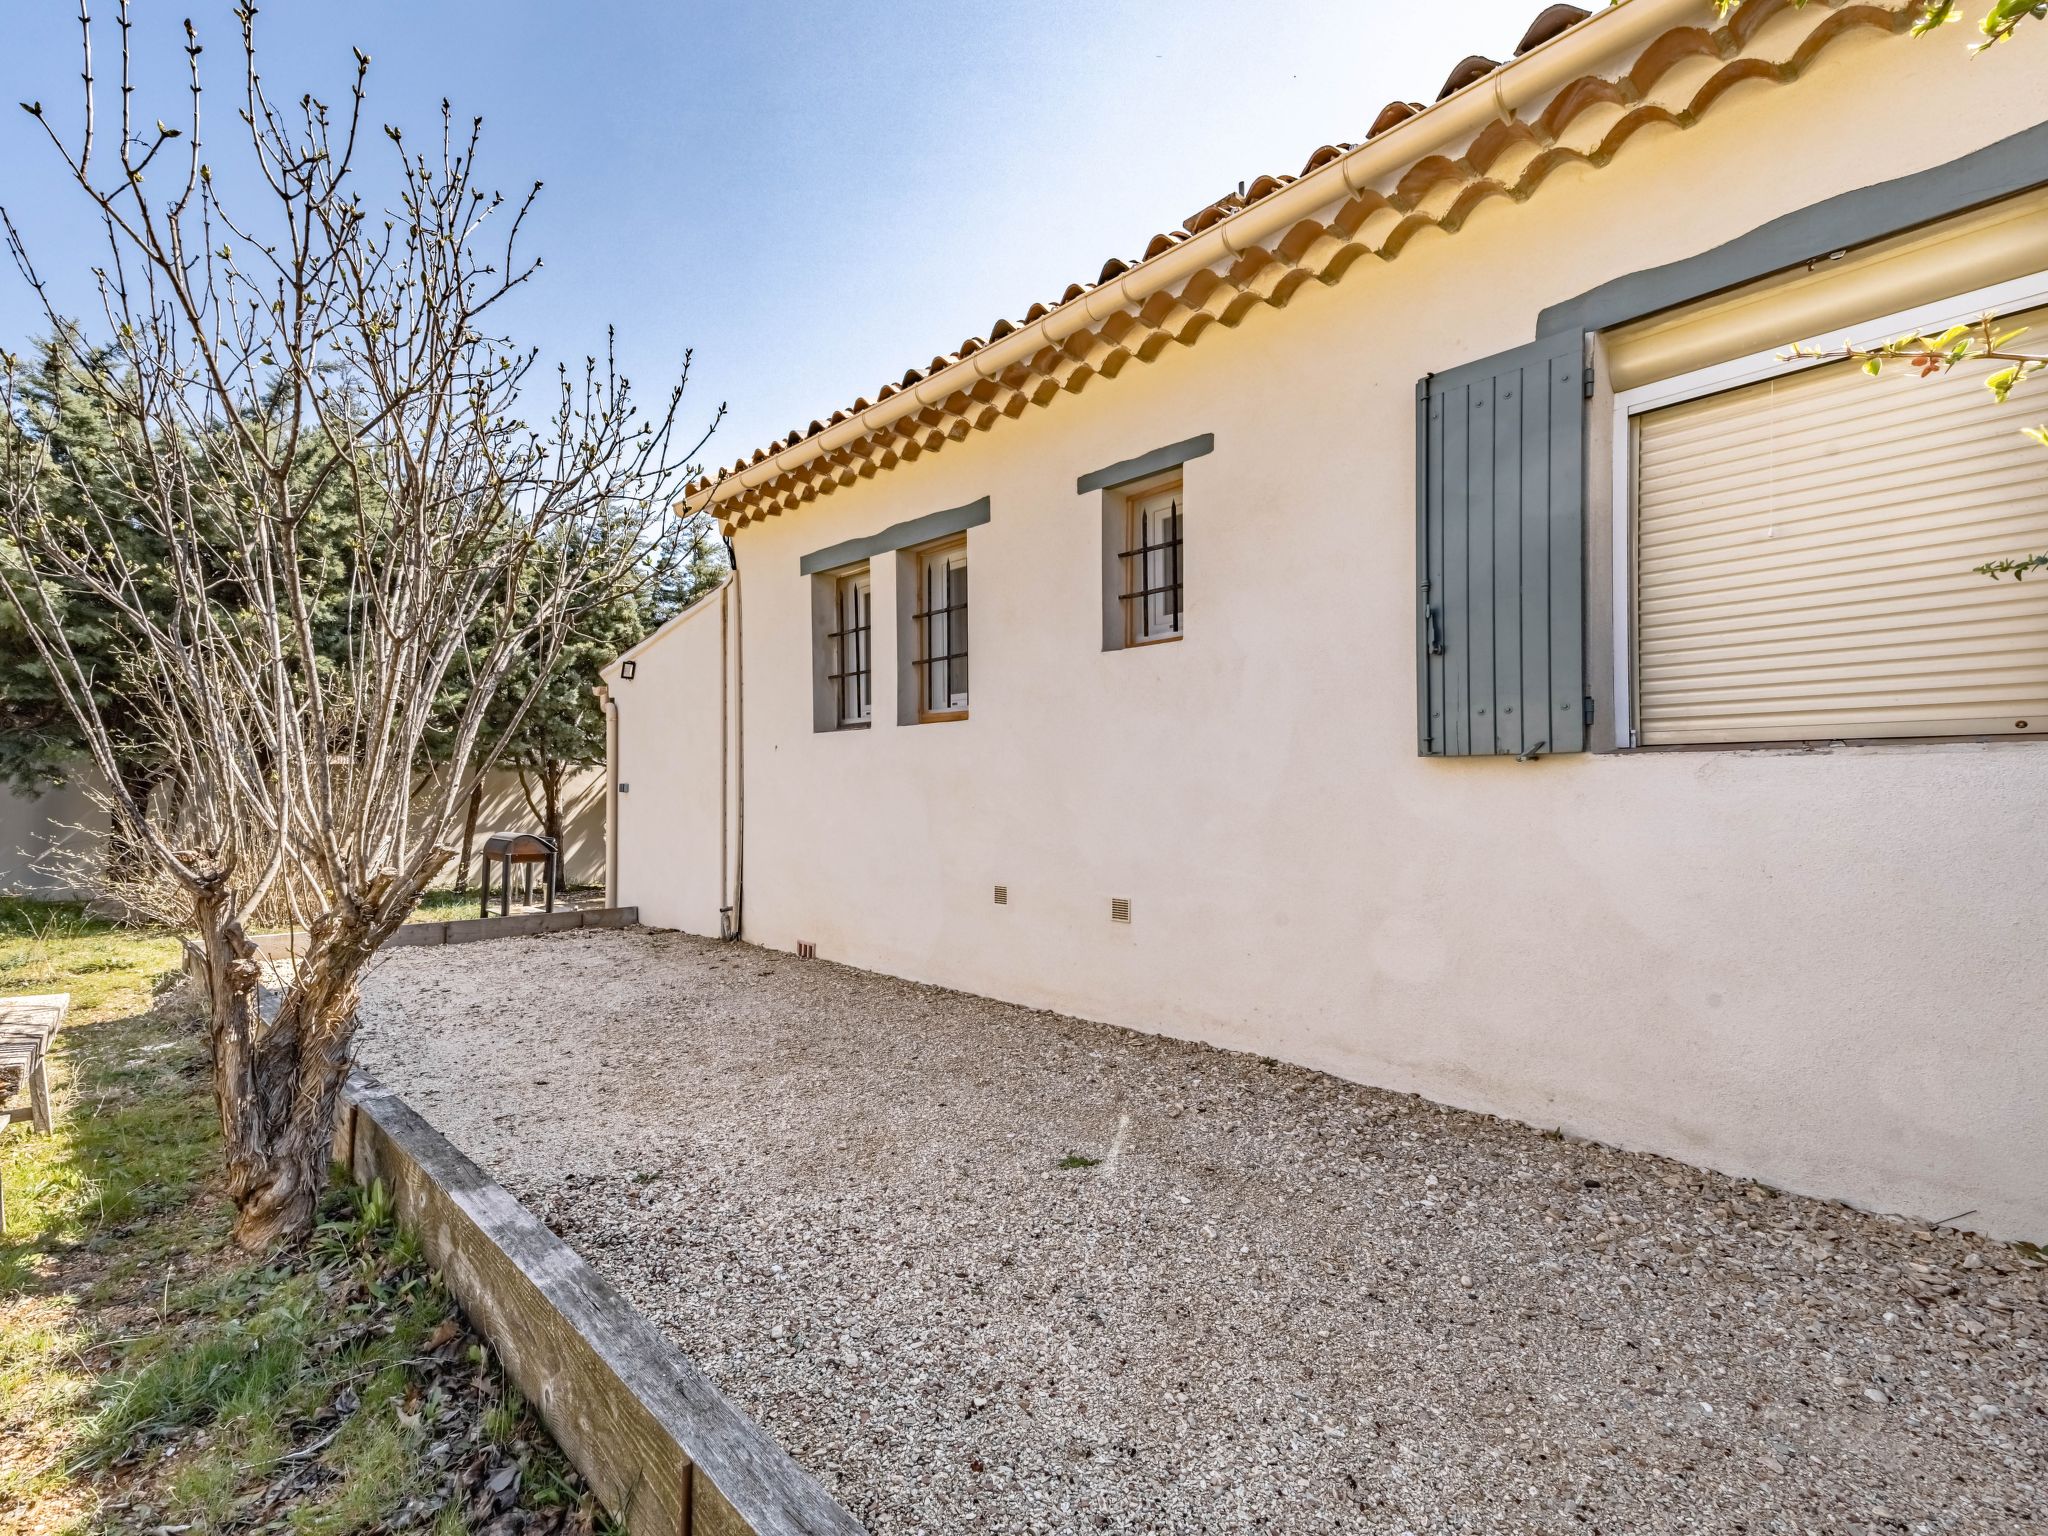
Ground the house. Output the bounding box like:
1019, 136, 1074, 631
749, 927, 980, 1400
601, 0, 2048, 1239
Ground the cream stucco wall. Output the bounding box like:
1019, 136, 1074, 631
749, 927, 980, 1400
610, 25, 2048, 1237
610, 578, 736, 937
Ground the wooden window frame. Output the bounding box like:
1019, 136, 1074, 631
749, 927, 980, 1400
826, 567, 872, 728
912, 539, 969, 722
1120, 480, 1184, 647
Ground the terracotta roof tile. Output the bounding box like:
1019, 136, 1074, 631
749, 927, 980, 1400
1518, 4, 1593, 55
1369, 100, 1425, 137
695, 1, 1917, 530
1437, 54, 1504, 99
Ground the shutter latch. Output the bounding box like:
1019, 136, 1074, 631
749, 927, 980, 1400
1424, 604, 1444, 656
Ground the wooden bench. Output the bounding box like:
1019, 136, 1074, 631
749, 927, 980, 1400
0, 994, 69, 1234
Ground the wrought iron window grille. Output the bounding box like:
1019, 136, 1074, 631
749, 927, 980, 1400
824, 573, 872, 726
912, 552, 969, 715
1119, 495, 1183, 641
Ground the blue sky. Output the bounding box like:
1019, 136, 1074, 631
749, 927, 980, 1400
0, 0, 1545, 472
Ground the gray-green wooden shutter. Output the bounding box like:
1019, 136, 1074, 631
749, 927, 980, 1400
1417, 332, 1587, 758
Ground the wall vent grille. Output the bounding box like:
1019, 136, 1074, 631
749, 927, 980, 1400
795, 941, 817, 959
993, 885, 1008, 905
1110, 897, 1131, 924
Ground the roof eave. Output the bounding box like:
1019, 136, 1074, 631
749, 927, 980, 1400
691, 0, 1886, 532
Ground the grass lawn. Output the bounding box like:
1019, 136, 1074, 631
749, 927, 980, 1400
0, 898, 608, 1535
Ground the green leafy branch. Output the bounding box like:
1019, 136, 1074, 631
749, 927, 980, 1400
1789, 316, 2045, 406
1784, 317, 2048, 576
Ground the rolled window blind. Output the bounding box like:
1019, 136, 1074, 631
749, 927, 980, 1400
1636, 313, 2048, 744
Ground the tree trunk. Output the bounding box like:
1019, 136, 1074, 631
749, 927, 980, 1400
224, 940, 363, 1251
194, 857, 448, 1251
191, 885, 314, 1251
541, 761, 566, 894
454, 778, 484, 894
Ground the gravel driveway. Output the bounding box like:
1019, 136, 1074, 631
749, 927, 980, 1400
356, 928, 2045, 1535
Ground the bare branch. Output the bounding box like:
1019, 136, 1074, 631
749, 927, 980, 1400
0, 6, 716, 1247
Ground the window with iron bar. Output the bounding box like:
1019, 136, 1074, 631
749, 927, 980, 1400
912, 540, 969, 719
1121, 484, 1182, 644
824, 568, 871, 726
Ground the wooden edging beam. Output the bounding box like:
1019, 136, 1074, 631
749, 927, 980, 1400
337, 1072, 866, 1536
246, 905, 641, 962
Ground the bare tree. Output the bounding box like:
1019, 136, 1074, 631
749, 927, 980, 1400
0, 3, 717, 1248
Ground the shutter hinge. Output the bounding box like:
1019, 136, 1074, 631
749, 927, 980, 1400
1583, 696, 1596, 726
1582, 366, 1596, 400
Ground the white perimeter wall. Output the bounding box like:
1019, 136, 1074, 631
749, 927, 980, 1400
422, 766, 608, 891
0, 776, 106, 896
609, 27, 2048, 1238
0, 766, 607, 898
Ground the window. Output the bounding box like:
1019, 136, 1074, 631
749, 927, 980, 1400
1121, 484, 1183, 643
1616, 287, 2048, 746
912, 540, 968, 719
1090, 443, 1208, 654
826, 569, 871, 726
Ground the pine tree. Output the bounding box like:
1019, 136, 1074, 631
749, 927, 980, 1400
491, 518, 724, 891
0, 333, 175, 874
